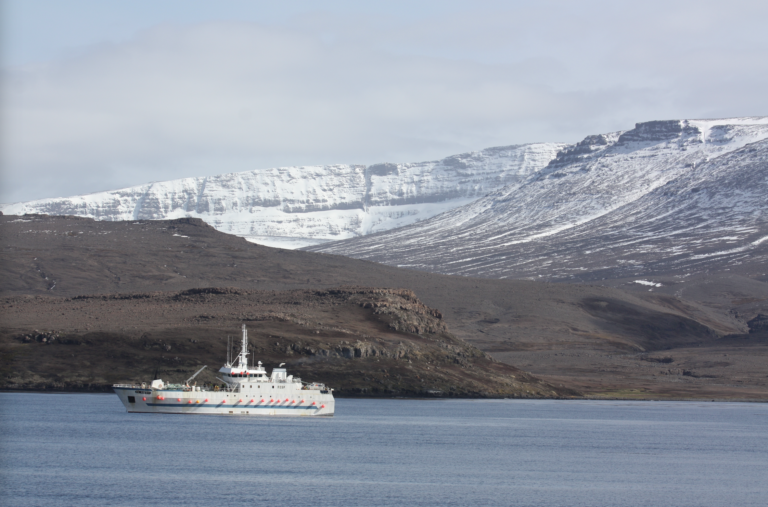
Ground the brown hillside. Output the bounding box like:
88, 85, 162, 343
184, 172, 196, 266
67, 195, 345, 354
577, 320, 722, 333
2, 214, 766, 400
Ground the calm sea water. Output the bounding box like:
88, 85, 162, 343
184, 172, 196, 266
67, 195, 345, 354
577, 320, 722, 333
1, 394, 767, 507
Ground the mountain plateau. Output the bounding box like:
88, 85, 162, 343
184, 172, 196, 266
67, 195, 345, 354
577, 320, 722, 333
307, 118, 768, 291
0, 144, 561, 249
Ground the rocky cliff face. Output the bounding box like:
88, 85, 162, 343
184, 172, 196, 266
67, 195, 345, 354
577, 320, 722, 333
0, 286, 570, 398
0, 143, 562, 248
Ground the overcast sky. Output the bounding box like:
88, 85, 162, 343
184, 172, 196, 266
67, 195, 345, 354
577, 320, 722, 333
2, 0, 767, 204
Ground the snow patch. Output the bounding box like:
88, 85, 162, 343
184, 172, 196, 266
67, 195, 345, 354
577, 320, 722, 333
634, 280, 663, 287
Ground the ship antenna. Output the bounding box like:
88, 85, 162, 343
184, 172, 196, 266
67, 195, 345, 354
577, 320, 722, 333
239, 324, 249, 370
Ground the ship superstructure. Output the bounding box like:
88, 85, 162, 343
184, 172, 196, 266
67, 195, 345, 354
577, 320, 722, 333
113, 325, 334, 416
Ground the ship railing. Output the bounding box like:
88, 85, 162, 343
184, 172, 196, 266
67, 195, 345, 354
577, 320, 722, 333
113, 383, 218, 392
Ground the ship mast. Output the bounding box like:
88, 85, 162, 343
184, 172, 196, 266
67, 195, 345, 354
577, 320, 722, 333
237, 324, 249, 370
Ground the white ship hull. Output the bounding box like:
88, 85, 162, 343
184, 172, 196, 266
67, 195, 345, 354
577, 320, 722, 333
114, 386, 335, 416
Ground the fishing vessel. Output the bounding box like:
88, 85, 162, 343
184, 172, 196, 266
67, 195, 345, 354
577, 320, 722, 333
113, 324, 335, 416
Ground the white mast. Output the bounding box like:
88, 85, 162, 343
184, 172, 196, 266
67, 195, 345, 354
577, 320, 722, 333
237, 324, 249, 370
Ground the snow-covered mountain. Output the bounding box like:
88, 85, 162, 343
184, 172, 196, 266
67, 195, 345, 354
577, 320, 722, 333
0, 143, 562, 248
306, 118, 768, 282
5, 116, 766, 283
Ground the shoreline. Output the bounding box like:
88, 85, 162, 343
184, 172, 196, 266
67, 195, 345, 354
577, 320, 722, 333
3, 388, 767, 403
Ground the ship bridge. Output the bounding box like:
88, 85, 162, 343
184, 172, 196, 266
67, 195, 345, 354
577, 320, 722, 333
217, 326, 300, 385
